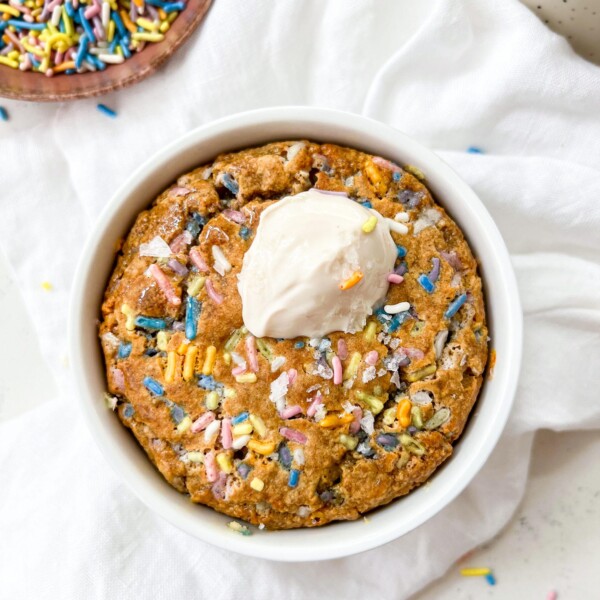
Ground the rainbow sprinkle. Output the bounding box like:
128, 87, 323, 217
0, 0, 187, 78
97, 103, 117, 118
0, 106, 8, 121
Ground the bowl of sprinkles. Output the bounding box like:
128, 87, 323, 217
69, 107, 522, 560
0, 0, 211, 101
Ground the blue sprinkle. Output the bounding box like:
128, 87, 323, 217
386, 311, 411, 333
186, 212, 206, 238
65, 0, 75, 16
444, 293, 468, 319
392, 171, 402, 182
97, 104, 117, 118
288, 469, 300, 488
170, 404, 186, 424
162, 1, 185, 11
75, 33, 88, 70
78, 7, 96, 42
6, 19, 46, 30
376, 433, 399, 450
134, 316, 167, 330
237, 462, 251, 480
119, 36, 131, 58
108, 35, 119, 54
396, 245, 407, 258
0, 107, 8, 122
221, 173, 239, 196
123, 404, 135, 418
279, 444, 292, 469
143, 376, 164, 396
117, 342, 132, 359
185, 296, 201, 341
485, 573, 496, 586
239, 226, 251, 240
418, 274, 435, 293
111, 10, 127, 37
197, 375, 218, 391
397, 189, 423, 208
361, 201, 373, 209
231, 411, 249, 425
467, 146, 484, 154
294, 341, 305, 349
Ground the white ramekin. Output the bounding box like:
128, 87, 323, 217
69, 107, 522, 562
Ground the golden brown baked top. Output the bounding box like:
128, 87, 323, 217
99, 140, 488, 530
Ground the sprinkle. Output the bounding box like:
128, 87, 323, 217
405, 363, 436, 382
220, 173, 239, 195
143, 376, 163, 396
294, 341, 305, 350
216, 452, 233, 473
118, 341, 132, 359
280, 427, 307, 444
205, 390, 220, 410
270, 355, 286, 372
397, 398, 412, 428
189, 247, 210, 273
236, 372, 257, 384
202, 345, 217, 375
205, 279, 223, 304
404, 165, 425, 180
354, 390, 384, 415
183, 345, 198, 381
231, 411, 249, 425
148, 263, 181, 306
339, 271, 363, 290
221, 418, 232, 449
460, 568, 492, 577
227, 521, 251, 536
485, 573, 496, 586
387, 218, 408, 235
249, 414, 266, 438
247, 439, 275, 456
280, 405, 302, 419
307, 392, 323, 418
245, 335, 259, 372
211, 245, 232, 276
360, 200, 372, 208
237, 462, 251, 479
384, 301, 410, 314
445, 293, 467, 318
361, 215, 378, 233
376, 433, 399, 449
97, 104, 117, 118
319, 413, 354, 428
343, 352, 362, 381
387, 273, 404, 284
185, 296, 201, 341
395, 211, 409, 222
428, 257, 441, 283
232, 434, 250, 450
288, 469, 300, 488
332, 355, 343, 385
250, 477, 264, 492
204, 451, 217, 482
204, 419, 221, 443
0, 107, 8, 121
186, 451, 204, 464
134, 315, 166, 330
232, 422, 252, 436
191, 411, 215, 433
467, 146, 484, 154
170, 230, 192, 253
418, 274, 435, 293
363, 321, 377, 343
547, 592, 557, 600
239, 226, 252, 240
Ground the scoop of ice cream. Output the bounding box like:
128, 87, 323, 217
237, 189, 397, 339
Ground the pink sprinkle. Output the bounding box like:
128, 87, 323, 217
84, 3, 100, 18
546, 593, 557, 600
148, 263, 181, 306
189, 247, 210, 273
221, 418, 232, 450
402, 347, 425, 360
337, 339, 348, 360
205, 279, 224, 305
223, 209, 246, 224
170, 230, 192, 254
287, 368, 298, 385
280, 405, 303, 419
231, 366, 246, 376
307, 392, 323, 418
245, 335, 259, 372
387, 273, 404, 284
191, 411, 215, 433
441, 251, 463, 271
332, 355, 343, 385
204, 451, 217, 483
365, 350, 379, 366
372, 156, 402, 173
349, 407, 362, 434
110, 367, 125, 392
170, 186, 190, 197
280, 427, 307, 444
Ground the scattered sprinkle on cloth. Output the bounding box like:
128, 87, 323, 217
1, 1, 599, 599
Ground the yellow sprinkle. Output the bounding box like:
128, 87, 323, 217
115, 44, 123, 58
223, 387, 236, 399
460, 568, 491, 577
21, 41, 45, 57
249, 414, 266, 438
319, 414, 354, 428
232, 422, 253, 436
205, 391, 219, 410
355, 390, 385, 415
222, 352, 231, 366
164, 351, 177, 383
106, 18, 115, 42
183, 345, 198, 381
216, 452, 233, 474
41, 281, 53, 291
156, 331, 169, 352
405, 164, 426, 181
339, 434, 358, 450
176, 415, 192, 433
62, 6, 74, 36
363, 320, 377, 342
361, 215, 378, 233
339, 270, 363, 291
0, 4, 21, 16
7, 49, 19, 60
396, 398, 412, 428
131, 31, 164, 42
159, 20, 169, 33
177, 340, 190, 355
121, 304, 136, 331
382, 406, 397, 426
250, 477, 264, 492
167, 10, 177, 22
343, 352, 362, 381
0, 56, 18, 68
187, 275, 205, 297
405, 364, 436, 382
202, 345, 217, 375
247, 440, 275, 456
136, 16, 158, 32
187, 451, 204, 463
235, 372, 257, 384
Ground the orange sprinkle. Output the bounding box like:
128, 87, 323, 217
132, 0, 143, 6
120, 9, 137, 33
396, 398, 412, 428
319, 413, 354, 428
157, 7, 167, 19
53, 61, 75, 73
339, 271, 363, 291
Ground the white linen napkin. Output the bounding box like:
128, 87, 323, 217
1, 0, 599, 598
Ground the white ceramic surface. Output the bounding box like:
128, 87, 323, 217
68, 107, 522, 562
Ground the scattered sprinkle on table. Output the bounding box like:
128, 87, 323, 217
547, 592, 558, 600
0, 106, 8, 121
41, 281, 53, 291
227, 521, 252, 536
460, 567, 492, 577
467, 146, 484, 154
97, 103, 117, 118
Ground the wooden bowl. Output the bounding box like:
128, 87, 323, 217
0, 0, 212, 102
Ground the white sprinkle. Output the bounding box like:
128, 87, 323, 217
314, 404, 327, 422
232, 435, 251, 450
270, 356, 286, 372
212, 245, 232, 276
384, 301, 411, 314
394, 211, 410, 222
360, 410, 374, 435
101, 1, 110, 27
258, 523, 265, 530
386, 218, 409, 235
204, 419, 221, 443
389, 338, 400, 350
98, 54, 125, 65
297, 506, 311, 518
139, 235, 171, 258
286, 142, 305, 162
293, 448, 305, 466
411, 391, 433, 405
81, 59, 96, 72
101, 332, 120, 349
51, 5, 61, 26
269, 372, 289, 406
230, 352, 246, 368
306, 384, 322, 393
362, 365, 377, 383
390, 370, 401, 387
